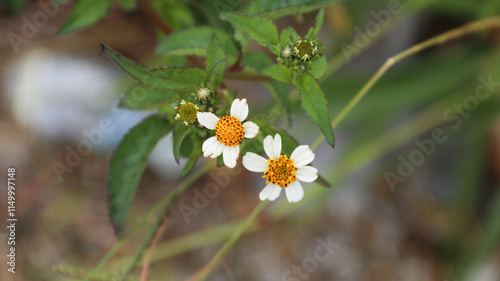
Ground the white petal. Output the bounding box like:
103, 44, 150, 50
242, 152, 268, 172
223, 145, 239, 168
263, 135, 279, 159
202, 136, 218, 157
210, 142, 225, 159
230, 98, 249, 121
291, 145, 315, 167
259, 183, 281, 201
285, 181, 304, 203
242, 121, 259, 139
197, 112, 219, 130
272, 134, 282, 157
296, 166, 318, 182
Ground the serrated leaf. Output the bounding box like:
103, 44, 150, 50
59, 0, 112, 34
117, 0, 135, 10
205, 59, 227, 87
220, 12, 279, 45
280, 27, 299, 46
262, 64, 292, 83
309, 56, 327, 79
108, 115, 171, 237
155, 27, 238, 62
100, 44, 206, 90
206, 35, 226, 88
244, 0, 339, 20
173, 124, 190, 164
179, 140, 202, 178
120, 84, 177, 110
307, 8, 324, 38
293, 74, 335, 147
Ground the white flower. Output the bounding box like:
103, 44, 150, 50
197, 98, 260, 168
242, 134, 318, 203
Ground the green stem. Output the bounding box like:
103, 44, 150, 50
311, 16, 500, 151
192, 201, 269, 281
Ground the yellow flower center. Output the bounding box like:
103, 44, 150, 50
294, 40, 315, 61
176, 102, 199, 124
215, 116, 245, 146
263, 155, 297, 188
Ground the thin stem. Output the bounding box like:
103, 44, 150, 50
119, 161, 215, 281
83, 240, 125, 281
310, 16, 500, 151
189, 201, 269, 281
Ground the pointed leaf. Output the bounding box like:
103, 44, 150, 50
307, 8, 324, 39
155, 27, 238, 62
59, 0, 113, 34
262, 64, 292, 83
293, 74, 335, 147
219, 12, 279, 45
100, 44, 206, 90
206, 35, 227, 88
173, 124, 190, 164
108, 115, 172, 237
309, 56, 327, 79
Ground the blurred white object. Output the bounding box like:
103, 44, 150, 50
4, 49, 180, 178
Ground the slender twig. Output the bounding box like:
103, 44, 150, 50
119, 161, 215, 281
140, 219, 170, 281
188, 201, 268, 281
311, 16, 500, 151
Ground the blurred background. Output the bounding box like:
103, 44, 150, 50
0, 0, 500, 280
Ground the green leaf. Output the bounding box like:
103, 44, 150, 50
206, 35, 227, 88
155, 27, 238, 62
100, 44, 206, 90
307, 8, 324, 39
292, 74, 335, 147
59, 0, 113, 34
120, 84, 178, 110
173, 124, 190, 164
262, 64, 292, 83
108, 115, 171, 237
280, 27, 299, 46
266, 43, 280, 57
309, 56, 327, 79
244, 0, 339, 20
117, 0, 135, 10
179, 139, 202, 178
219, 12, 279, 45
